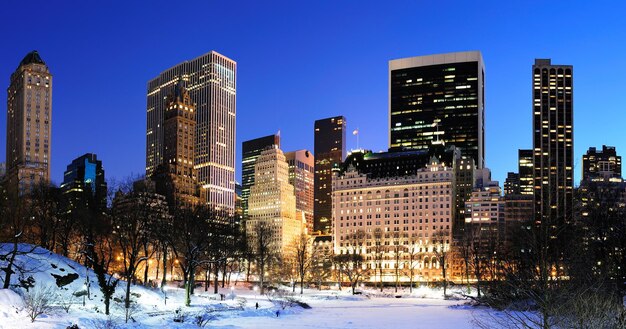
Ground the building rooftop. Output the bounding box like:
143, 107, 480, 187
19, 50, 46, 67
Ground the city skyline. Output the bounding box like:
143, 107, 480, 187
1, 1, 625, 187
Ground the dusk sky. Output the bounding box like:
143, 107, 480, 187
1, 1, 625, 186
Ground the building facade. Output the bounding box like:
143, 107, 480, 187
314, 116, 346, 234
532, 59, 574, 224
389, 51, 485, 168
241, 134, 280, 218
247, 147, 302, 255
153, 82, 200, 208
333, 159, 455, 282
582, 145, 621, 182
285, 150, 315, 235
5, 51, 52, 195
146, 51, 236, 212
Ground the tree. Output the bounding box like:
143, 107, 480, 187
23, 286, 56, 323
405, 237, 420, 293
170, 206, 212, 306
292, 234, 313, 294
111, 181, 166, 322
0, 185, 39, 289
247, 220, 278, 294
370, 228, 385, 292
27, 182, 61, 251
391, 232, 406, 293
432, 229, 450, 297
85, 232, 119, 315
334, 229, 366, 294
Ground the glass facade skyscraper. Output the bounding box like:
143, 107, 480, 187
314, 116, 346, 234
60, 153, 107, 211
389, 51, 485, 169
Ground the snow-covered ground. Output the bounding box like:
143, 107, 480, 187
0, 244, 490, 329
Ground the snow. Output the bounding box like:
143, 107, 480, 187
0, 244, 493, 328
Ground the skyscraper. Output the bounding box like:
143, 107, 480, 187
60, 153, 107, 211
5, 51, 52, 195
532, 59, 573, 224
241, 134, 280, 218
146, 51, 236, 212
389, 51, 485, 168
285, 149, 315, 235
153, 82, 200, 208
314, 116, 346, 234
518, 149, 534, 196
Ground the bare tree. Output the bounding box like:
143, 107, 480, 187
170, 206, 211, 306
292, 234, 313, 294
432, 229, 450, 297
405, 237, 420, 293
334, 229, 366, 294
23, 285, 57, 322
111, 181, 166, 322
247, 220, 278, 294
370, 228, 385, 292
391, 232, 406, 293
0, 185, 40, 289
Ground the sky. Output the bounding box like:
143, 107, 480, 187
1, 0, 625, 186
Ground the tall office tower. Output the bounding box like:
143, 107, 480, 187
5, 51, 52, 195
504, 172, 521, 196
314, 116, 346, 234
285, 150, 315, 234
389, 51, 485, 168
518, 149, 534, 195
247, 146, 301, 255
582, 145, 621, 181
532, 59, 573, 224
60, 153, 107, 211
146, 51, 236, 212
153, 82, 199, 208
241, 134, 280, 218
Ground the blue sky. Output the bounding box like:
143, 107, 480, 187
1, 1, 625, 186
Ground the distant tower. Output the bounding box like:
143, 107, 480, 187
389, 51, 485, 168
146, 51, 236, 213
582, 145, 621, 181
60, 153, 107, 211
518, 149, 534, 196
532, 59, 573, 224
241, 134, 280, 218
5, 51, 52, 195
153, 81, 200, 208
314, 116, 346, 234
504, 172, 520, 196
285, 150, 315, 235
247, 147, 301, 254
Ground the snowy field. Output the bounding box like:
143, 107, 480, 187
0, 244, 492, 329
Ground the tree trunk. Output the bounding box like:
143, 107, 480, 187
2, 241, 19, 289
213, 263, 219, 294
185, 271, 192, 307
205, 268, 209, 292
125, 275, 132, 321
